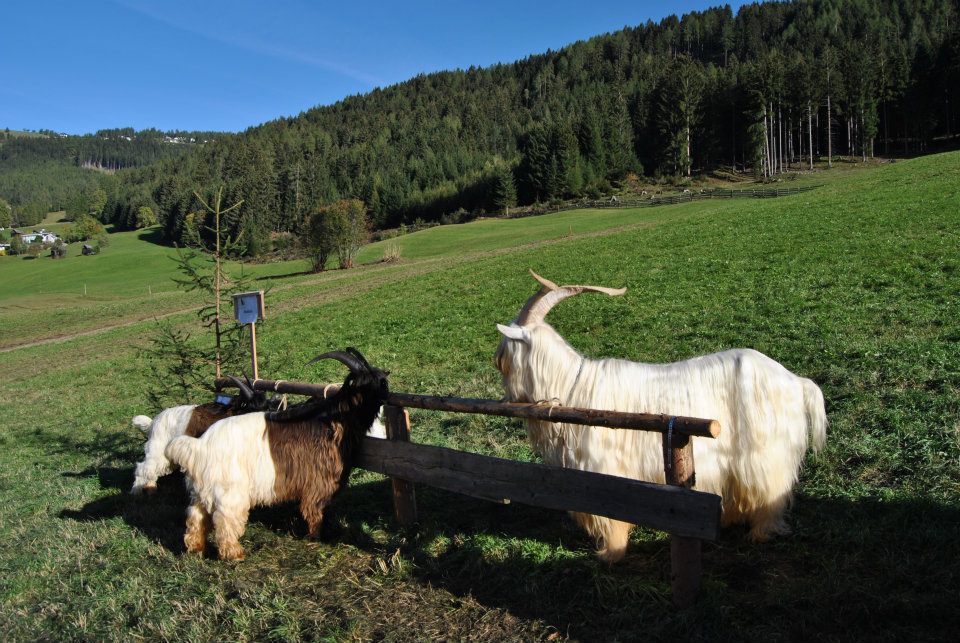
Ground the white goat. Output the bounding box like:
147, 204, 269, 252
131, 404, 203, 495
130, 377, 275, 495
495, 271, 827, 562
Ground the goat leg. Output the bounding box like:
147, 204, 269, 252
184, 503, 211, 555
301, 497, 332, 540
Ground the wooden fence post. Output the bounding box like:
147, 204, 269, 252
384, 405, 417, 527
663, 429, 701, 608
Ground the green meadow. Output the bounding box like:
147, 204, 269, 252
0, 154, 958, 640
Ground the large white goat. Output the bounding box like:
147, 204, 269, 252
494, 271, 827, 562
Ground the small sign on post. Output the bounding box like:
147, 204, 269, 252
232, 290, 265, 379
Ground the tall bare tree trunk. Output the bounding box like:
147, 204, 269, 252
213, 190, 222, 379
770, 103, 777, 176
778, 104, 784, 171
808, 100, 814, 169
849, 115, 853, 157
860, 107, 867, 163
762, 103, 770, 177
793, 118, 798, 165
827, 92, 833, 168
769, 103, 776, 175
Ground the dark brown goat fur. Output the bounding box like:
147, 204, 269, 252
264, 373, 384, 538
266, 419, 351, 537
169, 349, 389, 560
185, 403, 237, 438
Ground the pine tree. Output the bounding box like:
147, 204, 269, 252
490, 163, 517, 215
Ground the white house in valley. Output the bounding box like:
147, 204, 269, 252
18, 228, 60, 244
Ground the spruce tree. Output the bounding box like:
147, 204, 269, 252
490, 163, 517, 215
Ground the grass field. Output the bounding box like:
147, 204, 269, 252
1, 154, 958, 640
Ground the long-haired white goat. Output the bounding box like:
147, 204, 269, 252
494, 271, 827, 562
130, 377, 274, 495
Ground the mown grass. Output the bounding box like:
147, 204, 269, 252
1, 153, 959, 640
0, 159, 868, 350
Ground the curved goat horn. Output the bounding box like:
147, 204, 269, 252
228, 375, 255, 399
346, 347, 373, 371
515, 269, 627, 326
306, 350, 364, 373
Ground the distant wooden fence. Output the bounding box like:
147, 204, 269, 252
510, 184, 822, 218
217, 377, 723, 607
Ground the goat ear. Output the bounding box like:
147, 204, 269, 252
497, 323, 530, 343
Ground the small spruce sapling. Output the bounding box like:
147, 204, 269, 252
143, 186, 269, 410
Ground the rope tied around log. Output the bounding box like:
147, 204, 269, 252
664, 416, 677, 471
533, 397, 563, 418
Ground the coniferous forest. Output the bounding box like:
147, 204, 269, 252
0, 128, 221, 225
6, 0, 960, 251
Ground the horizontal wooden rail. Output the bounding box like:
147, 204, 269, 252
215, 377, 721, 439
356, 436, 721, 541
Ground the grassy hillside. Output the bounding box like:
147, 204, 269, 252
0, 162, 855, 351
0, 186, 731, 350
0, 154, 958, 640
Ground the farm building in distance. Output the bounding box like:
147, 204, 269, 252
18, 229, 60, 244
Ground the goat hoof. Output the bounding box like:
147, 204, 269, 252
218, 545, 245, 561
185, 540, 206, 555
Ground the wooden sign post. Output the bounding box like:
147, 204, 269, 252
232, 290, 265, 379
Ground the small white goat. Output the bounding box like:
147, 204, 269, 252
165, 349, 389, 560
130, 377, 281, 495
495, 271, 827, 562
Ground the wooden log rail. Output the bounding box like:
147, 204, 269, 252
216, 376, 722, 607
215, 377, 720, 439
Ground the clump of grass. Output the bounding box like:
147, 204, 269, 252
381, 242, 402, 263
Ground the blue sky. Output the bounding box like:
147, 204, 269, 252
2, 0, 745, 135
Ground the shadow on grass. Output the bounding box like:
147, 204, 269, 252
253, 268, 314, 282
134, 226, 168, 246
54, 451, 960, 640
332, 481, 960, 641
58, 467, 192, 553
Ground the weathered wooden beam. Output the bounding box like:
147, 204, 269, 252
384, 405, 417, 527
356, 437, 721, 541
387, 392, 720, 438
216, 377, 720, 439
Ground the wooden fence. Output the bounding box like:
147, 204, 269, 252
509, 183, 822, 218
216, 377, 723, 607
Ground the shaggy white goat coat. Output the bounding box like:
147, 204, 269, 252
496, 275, 827, 562
166, 412, 279, 554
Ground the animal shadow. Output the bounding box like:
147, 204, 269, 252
332, 482, 960, 641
